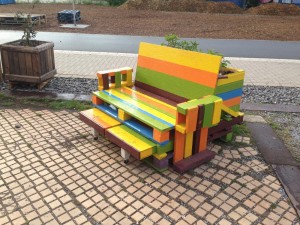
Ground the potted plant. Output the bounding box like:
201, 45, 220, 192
0, 13, 56, 89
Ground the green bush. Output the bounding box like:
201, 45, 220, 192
246, 0, 260, 8
162, 34, 230, 68
107, 0, 127, 6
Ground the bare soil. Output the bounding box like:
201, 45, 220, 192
0, 3, 299, 41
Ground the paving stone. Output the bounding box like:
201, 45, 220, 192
0, 108, 299, 225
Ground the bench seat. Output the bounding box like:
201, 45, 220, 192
93, 87, 176, 132
79, 42, 245, 173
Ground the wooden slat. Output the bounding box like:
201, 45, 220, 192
136, 67, 215, 100
31, 53, 40, 77
106, 125, 156, 160
1, 50, 9, 75
18, 52, 26, 76
107, 89, 176, 124
93, 91, 174, 131
138, 55, 218, 88
138, 42, 222, 74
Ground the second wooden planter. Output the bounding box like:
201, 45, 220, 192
0, 40, 57, 87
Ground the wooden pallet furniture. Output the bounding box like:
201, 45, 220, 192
80, 42, 245, 173
57, 10, 81, 23
0, 13, 46, 25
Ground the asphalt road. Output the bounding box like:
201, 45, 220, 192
1, 30, 300, 59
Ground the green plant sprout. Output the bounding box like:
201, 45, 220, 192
162, 34, 231, 68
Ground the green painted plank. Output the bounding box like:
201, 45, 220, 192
115, 72, 121, 88
203, 102, 214, 127
135, 66, 214, 100
215, 80, 244, 95
230, 104, 240, 111
93, 91, 174, 131
114, 89, 176, 119
177, 95, 221, 115
143, 157, 168, 172
156, 141, 174, 154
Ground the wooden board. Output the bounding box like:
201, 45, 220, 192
173, 150, 216, 174
79, 108, 121, 135
0, 13, 46, 25
136, 42, 222, 100
93, 90, 175, 131
106, 125, 156, 160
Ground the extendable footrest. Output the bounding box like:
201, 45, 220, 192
106, 125, 157, 160
79, 108, 121, 136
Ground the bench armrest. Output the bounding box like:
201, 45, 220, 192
176, 95, 243, 133
96, 67, 133, 91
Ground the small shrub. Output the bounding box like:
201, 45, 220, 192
107, 0, 127, 6
162, 34, 231, 68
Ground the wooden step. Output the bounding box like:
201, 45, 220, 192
79, 108, 121, 135
173, 150, 216, 173
106, 125, 156, 160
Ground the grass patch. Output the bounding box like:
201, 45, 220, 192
269, 121, 280, 130
270, 203, 277, 210
48, 100, 91, 110
233, 123, 250, 137
1, 101, 15, 107
0, 93, 92, 111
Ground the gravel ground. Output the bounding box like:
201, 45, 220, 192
254, 111, 300, 162
2, 77, 300, 106
51, 78, 300, 106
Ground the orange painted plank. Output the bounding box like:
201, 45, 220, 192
186, 107, 198, 133
120, 87, 177, 116
223, 96, 242, 107
199, 128, 208, 152
173, 131, 185, 163
92, 95, 103, 105
153, 129, 170, 143
138, 55, 218, 88
176, 112, 186, 125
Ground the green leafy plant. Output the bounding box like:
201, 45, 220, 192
21, 14, 37, 46
162, 34, 199, 51
107, 0, 127, 6
162, 34, 231, 68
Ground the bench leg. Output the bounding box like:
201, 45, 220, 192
91, 128, 99, 140
121, 148, 130, 164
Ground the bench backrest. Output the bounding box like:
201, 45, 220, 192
135, 42, 222, 103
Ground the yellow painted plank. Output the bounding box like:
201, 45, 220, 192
184, 132, 193, 158
126, 70, 133, 86
221, 105, 244, 117
176, 124, 186, 134
97, 67, 132, 75
118, 109, 131, 121
153, 153, 167, 160
107, 89, 176, 125
212, 99, 222, 125
217, 69, 245, 86
138, 42, 222, 74
123, 87, 177, 113
108, 126, 154, 159
92, 108, 121, 127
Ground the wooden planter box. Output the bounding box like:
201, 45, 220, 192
0, 40, 56, 85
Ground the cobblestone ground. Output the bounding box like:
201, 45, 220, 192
0, 108, 299, 225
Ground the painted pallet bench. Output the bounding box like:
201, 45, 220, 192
80, 42, 245, 173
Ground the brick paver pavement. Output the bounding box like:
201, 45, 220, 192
54, 50, 300, 88
0, 108, 299, 225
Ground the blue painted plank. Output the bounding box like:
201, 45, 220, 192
216, 88, 243, 101
94, 104, 170, 146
